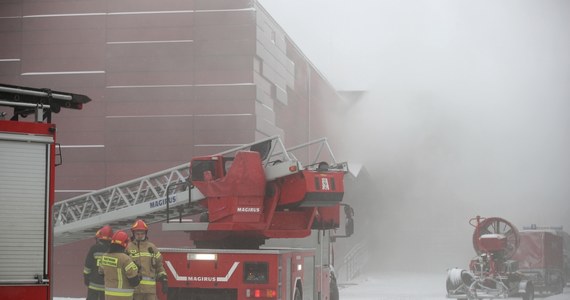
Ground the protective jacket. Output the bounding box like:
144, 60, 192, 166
99, 250, 140, 300
84, 240, 110, 297
127, 239, 167, 295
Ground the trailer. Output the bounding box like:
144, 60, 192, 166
512, 226, 567, 295
522, 225, 570, 286
0, 84, 90, 300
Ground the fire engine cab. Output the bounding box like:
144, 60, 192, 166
0, 83, 90, 300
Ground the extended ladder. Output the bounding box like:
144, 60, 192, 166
53, 136, 343, 245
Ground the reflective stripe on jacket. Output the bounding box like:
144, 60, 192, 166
88, 281, 105, 291
105, 287, 135, 297
84, 242, 109, 286
99, 252, 139, 299
127, 240, 166, 294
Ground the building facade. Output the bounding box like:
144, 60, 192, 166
1, 0, 346, 296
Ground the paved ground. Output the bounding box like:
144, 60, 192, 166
55, 272, 569, 300
340, 272, 570, 300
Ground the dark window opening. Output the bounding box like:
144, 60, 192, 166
243, 262, 268, 284
191, 160, 217, 181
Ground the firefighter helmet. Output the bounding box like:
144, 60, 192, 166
131, 219, 148, 232
95, 225, 113, 241
111, 230, 129, 248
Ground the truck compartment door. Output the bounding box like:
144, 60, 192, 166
0, 135, 52, 284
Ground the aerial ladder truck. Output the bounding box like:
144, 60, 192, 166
0, 83, 90, 300
54, 135, 356, 300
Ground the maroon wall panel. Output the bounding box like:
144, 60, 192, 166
22, 15, 104, 31
194, 0, 253, 10
22, 1, 104, 15
106, 12, 194, 30
56, 161, 106, 191
0, 31, 21, 59
2, 1, 346, 297
193, 10, 255, 26
20, 73, 106, 88
0, 10, 22, 84
107, 0, 195, 12
194, 24, 256, 41
107, 27, 194, 43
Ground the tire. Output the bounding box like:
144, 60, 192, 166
446, 277, 455, 295
522, 282, 534, 300
554, 277, 564, 294
446, 268, 469, 297
293, 287, 302, 300
330, 276, 339, 300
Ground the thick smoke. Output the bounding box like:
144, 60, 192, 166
261, 0, 570, 272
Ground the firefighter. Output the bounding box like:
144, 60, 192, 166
127, 219, 168, 300
99, 230, 141, 300
84, 225, 114, 300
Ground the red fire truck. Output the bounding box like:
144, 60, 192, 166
159, 139, 354, 300
53, 136, 355, 300
0, 84, 90, 300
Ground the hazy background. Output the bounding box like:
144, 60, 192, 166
259, 0, 570, 271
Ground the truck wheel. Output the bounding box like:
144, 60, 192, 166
330, 276, 339, 300
522, 282, 534, 300
293, 287, 302, 300
554, 278, 564, 294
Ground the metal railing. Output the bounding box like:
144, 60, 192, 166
337, 239, 369, 282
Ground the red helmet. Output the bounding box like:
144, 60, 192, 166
111, 230, 129, 248
131, 219, 148, 232
95, 225, 113, 241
